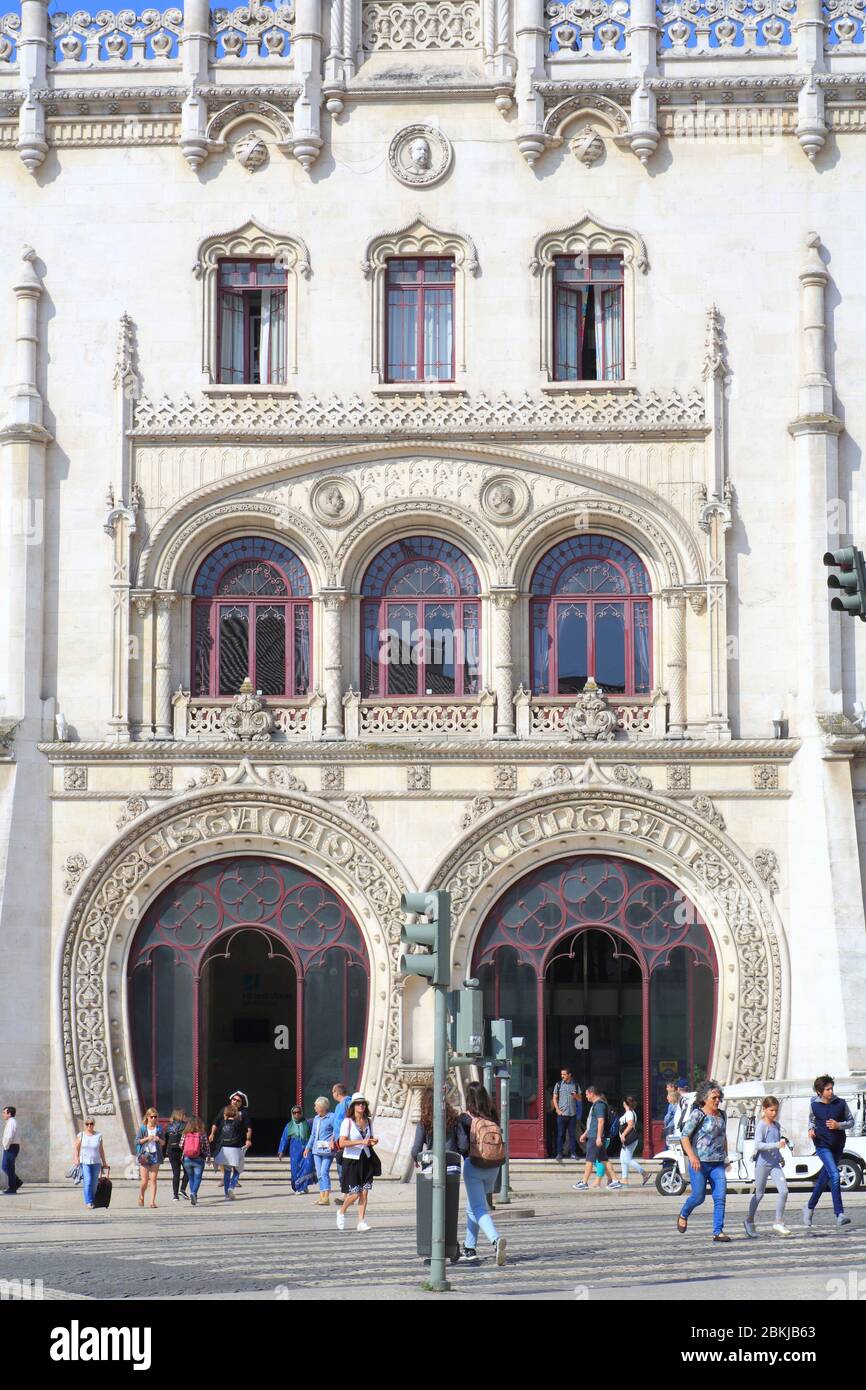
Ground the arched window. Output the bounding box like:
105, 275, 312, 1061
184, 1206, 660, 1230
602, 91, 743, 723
360, 536, 481, 698
192, 538, 312, 698
530, 535, 651, 696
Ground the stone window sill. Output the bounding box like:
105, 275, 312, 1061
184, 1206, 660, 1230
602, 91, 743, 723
203, 384, 300, 398
541, 380, 637, 395
371, 383, 468, 398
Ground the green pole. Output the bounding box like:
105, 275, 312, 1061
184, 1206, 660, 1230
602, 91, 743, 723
430, 980, 449, 1292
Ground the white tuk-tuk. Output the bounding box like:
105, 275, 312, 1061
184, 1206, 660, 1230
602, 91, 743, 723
653, 1080, 866, 1197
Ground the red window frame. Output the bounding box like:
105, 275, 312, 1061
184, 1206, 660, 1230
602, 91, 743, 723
217, 257, 288, 386
360, 547, 481, 699
384, 256, 456, 383
191, 555, 312, 699
553, 254, 624, 383
529, 550, 651, 697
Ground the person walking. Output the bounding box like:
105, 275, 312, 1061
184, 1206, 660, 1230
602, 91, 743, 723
180, 1117, 210, 1207
455, 1081, 507, 1266
743, 1096, 791, 1238
663, 1083, 679, 1140
552, 1070, 582, 1163
278, 1105, 315, 1193
73, 1119, 108, 1209
164, 1108, 190, 1202
619, 1097, 651, 1187
410, 1087, 460, 1169
676, 1079, 731, 1242
304, 1098, 336, 1205
331, 1082, 350, 1182
336, 1094, 379, 1232
135, 1107, 165, 1209
1, 1105, 22, 1195
573, 1086, 621, 1191
803, 1074, 855, 1229
212, 1103, 247, 1200
209, 1091, 252, 1188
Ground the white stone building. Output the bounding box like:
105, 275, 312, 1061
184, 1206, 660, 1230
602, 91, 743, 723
1, 0, 866, 1178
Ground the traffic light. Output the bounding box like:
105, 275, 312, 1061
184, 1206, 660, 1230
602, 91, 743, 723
449, 978, 484, 1057
824, 546, 866, 621
399, 890, 450, 987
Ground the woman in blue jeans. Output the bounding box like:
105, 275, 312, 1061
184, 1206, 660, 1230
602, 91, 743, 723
73, 1118, 107, 1209
304, 1097, 336, 1206
180, 1117, 211, 1207
455, 1081, 507, 1267
676, 1080, 732, 1243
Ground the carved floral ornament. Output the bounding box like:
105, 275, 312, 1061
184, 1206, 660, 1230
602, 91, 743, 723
57, 784, 413, 1149
431, 784, 788, 1085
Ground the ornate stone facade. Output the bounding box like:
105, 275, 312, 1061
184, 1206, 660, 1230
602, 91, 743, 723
2, 0, 866, 1181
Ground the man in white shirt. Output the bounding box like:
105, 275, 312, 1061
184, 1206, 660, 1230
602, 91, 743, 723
2, 1105, 22, 1194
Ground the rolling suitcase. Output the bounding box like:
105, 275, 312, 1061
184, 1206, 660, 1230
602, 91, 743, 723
93, 1167, 112, 1209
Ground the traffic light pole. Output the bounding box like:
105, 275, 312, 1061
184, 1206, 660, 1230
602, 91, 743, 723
498, 1070, 511, 1205
430, 980, 449, 1293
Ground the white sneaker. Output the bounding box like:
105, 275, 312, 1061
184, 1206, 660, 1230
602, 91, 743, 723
802, 1206, 814, 1227
357, 1220, 370, 1232
837, 1213, 852, 1227
336, 1210, 345, 1231
743, 1219, 758, 1238
772, 1222, 792, 1237
608, 1180, 623, 1190
572, 1181, 589, 1190
495, 1236, 507, 1267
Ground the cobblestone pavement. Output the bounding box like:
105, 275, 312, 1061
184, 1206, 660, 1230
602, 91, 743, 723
2, 1174, 864, 1301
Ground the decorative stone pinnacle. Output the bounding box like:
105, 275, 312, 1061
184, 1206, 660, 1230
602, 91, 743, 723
702, 304, 728, 382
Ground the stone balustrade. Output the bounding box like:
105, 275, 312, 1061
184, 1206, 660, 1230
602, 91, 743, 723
0, 0, 859, 76
546, 0, 630, 57
173, 691, 324, 740
516, 692, 667, 740
344, 692, 496, 739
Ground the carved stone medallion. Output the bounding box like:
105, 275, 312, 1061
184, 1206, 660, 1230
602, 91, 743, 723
234, 131, 269, 172
479, 473, 531, 526
309, 475, 361, 528
569, 127, 605, 167
388, 124, 453, 187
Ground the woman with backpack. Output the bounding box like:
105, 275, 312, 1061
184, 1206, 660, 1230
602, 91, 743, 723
455, 1081, 507, 1267
212, 1103, 247, 1200
134, 1107, 164, 1209
180, 1117, 210, 1207
164, 1107, 190, 1202
618, 1097, 651, 1187
336, 1093, 380, 1231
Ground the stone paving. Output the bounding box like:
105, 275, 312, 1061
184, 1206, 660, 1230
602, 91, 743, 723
1, 1171, 864, 1302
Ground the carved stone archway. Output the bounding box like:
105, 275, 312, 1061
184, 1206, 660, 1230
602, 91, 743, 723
56, 772, 413, 1169
429, 777, 789, 1084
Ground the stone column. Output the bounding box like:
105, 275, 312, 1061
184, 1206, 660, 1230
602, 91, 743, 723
17, 0, 49, 174
0, 245, 52, 1175
154, 593, 177, 739
796, 0, 827, 162
663, 590, 687, 738
514, 0, 546, 164
491, 588, 517, 737
179, 0, 211, 171
321, 588, 346, 739
627, 0, 660, 164
292, 0, 325, 170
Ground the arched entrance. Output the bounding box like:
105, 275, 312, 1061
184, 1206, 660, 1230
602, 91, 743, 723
128, 856, 370, 1149
472, 855, 718, 1158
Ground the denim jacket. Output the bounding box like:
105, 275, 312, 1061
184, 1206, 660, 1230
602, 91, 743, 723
306, 1113, 336, 1155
